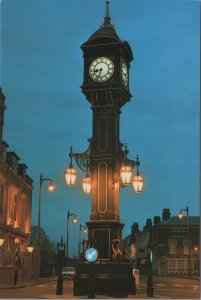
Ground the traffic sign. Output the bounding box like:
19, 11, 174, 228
85, 248, 98, 262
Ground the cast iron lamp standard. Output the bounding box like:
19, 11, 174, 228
178, 206, 191, 277
14, 237, 20, 285
56, 237, 66, 295
66, 210, 78, 258
38, 174, 56, 244
37, 174, 56, 277
79, 224, 87, 258
147, 246, 154, 297
64, 144, 144, 194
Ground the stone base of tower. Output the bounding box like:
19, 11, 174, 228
73, 261, 136, 297
86, 220, 125, 260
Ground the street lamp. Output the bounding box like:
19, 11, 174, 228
56, 236, 66, 295
38, 174, 56, 244
67, 211, 78, 258
79, 224, 87, 257
65, 144, 144, 195
64, 146, 77, 187
132, 155, 144, 193
27, 246, 34, 253
0, 237, 4, 266
14, 237, 20, 285
178, 206, 191, 277
194, 246, 199, 275
147, 247, 154, 297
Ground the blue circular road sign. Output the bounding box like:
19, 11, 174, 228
85, 248, 98, 263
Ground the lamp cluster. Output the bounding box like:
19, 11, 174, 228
64, 145, 144, 195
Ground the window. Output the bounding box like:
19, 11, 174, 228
177, 259, 184, 270
171, 230, 187, 238
183, 240, 190, 255
168, 239, 177, 254
168, 260, 175, 270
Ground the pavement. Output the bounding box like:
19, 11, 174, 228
0, 276, 58, 289
0, 275, 199, 299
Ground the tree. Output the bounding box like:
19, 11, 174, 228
31, 226, 54, 277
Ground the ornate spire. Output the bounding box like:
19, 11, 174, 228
103, 1, 111, 26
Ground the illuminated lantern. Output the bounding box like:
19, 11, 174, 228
82, 174, 92, 195
27, 246, 34, 253
132, 174, 144, 193
120, 165, 132, 185
64, 165, 77, 187
47, 182, 56, 192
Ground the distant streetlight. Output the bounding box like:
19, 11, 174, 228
178, 206, 191, 277
79, 224, 87, 257
38, 174, 56, 244
67, 211, 78, 258
56, 236, 66, 295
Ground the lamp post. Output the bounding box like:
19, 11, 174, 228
37, 174, 55, 278
14, 237, 20, 285
194, 246, 199, 275
38, 174, 56, 244
56, 236, 66, 295
66, 211, 78, 258
147, 247, 154, 297
178, 206, 191, 277
79, 225, 87, 258
0, 238, 4, 266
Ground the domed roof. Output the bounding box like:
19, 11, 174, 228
83, 1, 121, 45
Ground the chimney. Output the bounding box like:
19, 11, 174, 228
146, 218, 152, 228
162, 208, 170, 221
154, 216, 161, 226
130, 222, 139, 243
131, 222, 139, 235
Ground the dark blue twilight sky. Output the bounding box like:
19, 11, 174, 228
1, 0, 200, 257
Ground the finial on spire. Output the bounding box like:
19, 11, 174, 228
103, 1, 111, 26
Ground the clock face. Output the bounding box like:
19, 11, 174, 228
121, 61, 128, 86
89, 57, 114, 82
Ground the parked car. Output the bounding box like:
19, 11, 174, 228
62, 266, 75, 277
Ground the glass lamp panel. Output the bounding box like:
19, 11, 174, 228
120, 166, 132, 185
132, 175, 144, 193
82, 177, 92, 195
0, 239, 4, 247
27, 246, 34, 253
64, 167, 77, 187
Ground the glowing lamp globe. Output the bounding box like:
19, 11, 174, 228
47, 182, 56, 192
64, 166, 77, 187
132, 175, 144, 193
82, 176, 92, 195
178, 213, 183, 219
73, 216, 78, 224
120, 165, 133, 185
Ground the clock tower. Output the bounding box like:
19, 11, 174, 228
80, 2, 133, 259
73, 2, 137, 296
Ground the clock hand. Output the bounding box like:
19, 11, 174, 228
98, 68, 103, 78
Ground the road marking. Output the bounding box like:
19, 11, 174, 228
155, 283, 166, 287
172, 284, 183, 287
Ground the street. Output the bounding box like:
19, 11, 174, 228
0, 276, 199, 299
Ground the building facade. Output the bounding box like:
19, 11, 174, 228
0, 88, 36, 284
125, 208, 200, 276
